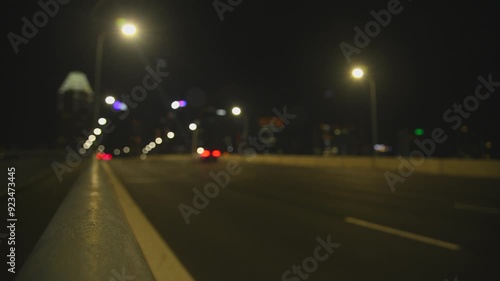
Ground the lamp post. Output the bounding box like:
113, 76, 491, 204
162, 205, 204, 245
352, 68, 378, 155
231, 106, 249, 140
92, 23, 137, 127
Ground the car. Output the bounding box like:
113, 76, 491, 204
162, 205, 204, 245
198, 148, 221, 162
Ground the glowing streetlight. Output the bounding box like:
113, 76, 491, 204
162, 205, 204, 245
93, 128, 102, 135
189, 123, 197, 131
98, 118, 107, 125
121, 24, 137, 36
352, 68, 364, 78
167, 132, 175, 139
155, 137, 163, 144
231, 106, 241, 116
351, 67, 378, 154
171, 101, 180, 109
105, 96, 115, 105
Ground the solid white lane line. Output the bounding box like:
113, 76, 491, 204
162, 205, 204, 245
454, 202, 500, 215
102, 162, 195, 281
344, 216, 461, 251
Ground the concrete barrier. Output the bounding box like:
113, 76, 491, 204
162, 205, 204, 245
218, 154, 500, 179
15, 159, 154, 281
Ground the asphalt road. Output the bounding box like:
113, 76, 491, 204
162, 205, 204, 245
106, 155, 500, 281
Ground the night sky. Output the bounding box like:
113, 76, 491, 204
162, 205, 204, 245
3, 0, 500, 156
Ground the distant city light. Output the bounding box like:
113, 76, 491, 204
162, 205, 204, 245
145, 145, 151, 151
83, 143, 91, 149
98, 118, 107, 125
189, 123, 197, 131
167, 132, 175, 139
149, 142, 156, 149
105, 96, 115, 105
231, 107, 241, 116
216, 109, 227, 116
142, 148, 148, 154
414, 128, 424, 136
114, 149, 121, 155
374, 144, 392, 153
155, 137, 163, 144
113, 101, 128, 111
171, 101, 180, 109
197, 147, 204, 154
79, 148, 86, 155
93, 128, 102, 135
178, 100, 187, 107
88, 135, 96, 142
123, 147, 130, 153
140, 154, 147, 160
98, 145, 105, 152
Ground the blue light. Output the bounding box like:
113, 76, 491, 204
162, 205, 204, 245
178, 100, 187, 107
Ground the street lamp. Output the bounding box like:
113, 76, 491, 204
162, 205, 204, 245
92, 22, 138, 128
352, 67, 378, 155
231, 106, 249, 141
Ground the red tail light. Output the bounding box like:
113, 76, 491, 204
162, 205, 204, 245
201, 150, 210, 158
212, 150, 221, 157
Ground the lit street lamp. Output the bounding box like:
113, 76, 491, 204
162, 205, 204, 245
231, 106, 249, 141
352, 67, 378, 155
92, 22, 138, 128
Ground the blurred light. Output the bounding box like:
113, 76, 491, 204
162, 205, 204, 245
98, 118, 107, 125
178, 100, 187, 107
140, 154, 147, 160
212, 150, 221, 157
83, 143, 90, 149
142, 148, 148, 154
114, 149, 121, 155
227, 146, 233, 152
98, 145, 105, 152
189, 123, 197, 131
167, 132, 175, 139
352, 68, 364, 78
88, 135, 96, 142
201, 150, 210, 158
332, 147, 339, 154
155, 137, 163, 144
121, 23, 137, 36
334, 129, 341, 136
196, 147, 204, 154
216, 109, 227, 116
105, 96, 115, 105
96, 152, 105, 160
374, 144, 392, 153
485, 141, 492, 149
94, 128, 102, 135
231, 107, 241, 116
123, 147, 130, 153
145, 145, 151, 151
171, 101, 180, 109
103, 153, 112, 161
414, 128, 424, 136
149, 142, 156, 149
79, 148, 86, 155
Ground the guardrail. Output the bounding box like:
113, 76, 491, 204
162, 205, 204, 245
15, 159, 155, 281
